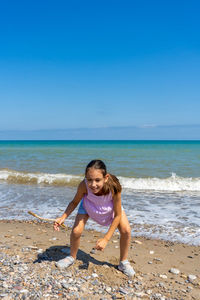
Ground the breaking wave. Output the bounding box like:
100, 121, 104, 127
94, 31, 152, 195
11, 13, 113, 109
0, 169, 82, 187
0, 169, 200, 192
119, 172, 200, 192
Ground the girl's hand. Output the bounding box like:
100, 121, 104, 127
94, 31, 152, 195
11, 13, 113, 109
95, 238, 108, 251
54, 216, 65, 231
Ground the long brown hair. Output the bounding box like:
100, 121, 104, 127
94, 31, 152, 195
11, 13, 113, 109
85, 160, 122, 195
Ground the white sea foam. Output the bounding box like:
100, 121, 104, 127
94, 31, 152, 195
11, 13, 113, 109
0, 169, 200, 191
119, 173, 200, 192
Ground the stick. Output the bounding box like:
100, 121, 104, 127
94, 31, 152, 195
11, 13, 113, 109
28, 211, 67, 229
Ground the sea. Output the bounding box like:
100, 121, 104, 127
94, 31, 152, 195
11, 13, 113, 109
0, 140, 200, 246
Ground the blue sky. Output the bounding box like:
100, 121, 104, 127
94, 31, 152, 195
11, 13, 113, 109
0, 0, 200, 139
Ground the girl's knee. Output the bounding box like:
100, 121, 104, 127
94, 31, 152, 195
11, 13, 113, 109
71, 214, 88, 239
71, 225, 83, 238
118, 211, 131, 234
119, 224, 131, 237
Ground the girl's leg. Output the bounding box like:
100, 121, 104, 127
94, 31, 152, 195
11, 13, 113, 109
70, 213, 89, 258
55, 213, 89, 269
118, 210, 131, 262
117, 211, 135, 276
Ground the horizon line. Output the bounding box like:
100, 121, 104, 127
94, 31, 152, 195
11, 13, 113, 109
1, 124, 200, 132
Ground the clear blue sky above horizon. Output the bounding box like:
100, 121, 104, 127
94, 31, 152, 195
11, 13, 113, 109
0, 0, 200, 139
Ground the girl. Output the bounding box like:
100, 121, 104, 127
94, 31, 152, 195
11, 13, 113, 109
54, 160, 135, 277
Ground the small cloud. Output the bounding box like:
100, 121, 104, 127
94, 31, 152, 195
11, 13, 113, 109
139, 124, 157, 128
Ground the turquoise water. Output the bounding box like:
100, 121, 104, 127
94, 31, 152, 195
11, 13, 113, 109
1, 140, 200, 177
0, 140, 200, 245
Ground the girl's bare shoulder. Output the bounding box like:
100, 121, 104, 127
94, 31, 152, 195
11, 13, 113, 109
78, 179, 87, 194
113, 191, 121, 201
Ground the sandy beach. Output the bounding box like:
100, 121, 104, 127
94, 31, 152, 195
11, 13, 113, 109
0, 220, 199, 299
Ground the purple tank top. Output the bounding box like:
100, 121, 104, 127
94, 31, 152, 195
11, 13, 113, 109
83, 180, 114, 226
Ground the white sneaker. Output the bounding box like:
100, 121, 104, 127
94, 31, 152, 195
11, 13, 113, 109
55, 256, 75, 269
118, 260, 135, 277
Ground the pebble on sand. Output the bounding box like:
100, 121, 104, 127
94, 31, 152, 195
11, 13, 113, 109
169, 268, 180, 275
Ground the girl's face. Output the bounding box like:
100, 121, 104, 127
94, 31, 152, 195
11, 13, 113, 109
86, 168, 109, 195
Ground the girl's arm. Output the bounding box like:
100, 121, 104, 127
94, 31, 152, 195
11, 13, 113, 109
95, 192, 122, 251
54, 180, 86, 231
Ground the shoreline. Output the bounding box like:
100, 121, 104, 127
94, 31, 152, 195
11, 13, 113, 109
1, 216, 199, 247
0, 219, 200, 299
